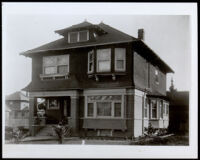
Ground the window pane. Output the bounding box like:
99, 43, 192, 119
57, 55, 69, 65
44, 66, 57, 74
151, 101, 157, 118
114, 103, 121, 117
79, 31, 88, 41
116, 60, 124, 69
49, 99, 59, 109
115, 48, 125, 59
160, 101, 163, 118
69, 32, 78, 43
58, 65, 68, 74
97, 102, 111, 116
98, 60, 110, 72
43, 56, 56, 66
97, 49, 111, 60
87, 103, 94, 117
89, 63, 93, 72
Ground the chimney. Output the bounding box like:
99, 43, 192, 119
138, 29, 144, 40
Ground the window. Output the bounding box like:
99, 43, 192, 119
166, 104, 169, 114
115, 48, 126, 71
97, 102, 112, 117
88, 50, 94, 73
87, 103, 94, 117
79, 31, 88, 42
159, 100, 163, 118
144, 99, 148, 118
151, 100, 157, 119
68, 30, 89, 43
155, 69, 159, 84
86, 95, 123, 118
114, 102, 121, 117
43, 55, 69, 75
47, 98, 59, 110
97, 49, 111, 72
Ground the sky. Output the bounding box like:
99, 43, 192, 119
2, 3, 194, 95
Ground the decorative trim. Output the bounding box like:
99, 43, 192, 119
29, 90, 79, 98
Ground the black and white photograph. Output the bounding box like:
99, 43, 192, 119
2, 2, 197, 159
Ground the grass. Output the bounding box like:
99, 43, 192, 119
131, 135, 189, 145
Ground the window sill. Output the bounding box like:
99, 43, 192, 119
88, 72, 126, 81
40, 73, 69, 80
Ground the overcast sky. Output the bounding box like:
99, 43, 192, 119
2, 3, 194, 95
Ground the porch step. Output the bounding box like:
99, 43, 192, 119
36, 125, 56, 137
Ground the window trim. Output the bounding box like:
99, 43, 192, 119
68, 30, 89, 43
96, 48, 111, 73
114, 48, 126, 71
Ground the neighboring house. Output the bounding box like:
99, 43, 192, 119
21, 21, 174, 138
167, 79, 189, 135
5, 91, 29, 128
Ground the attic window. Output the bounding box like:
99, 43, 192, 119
68, 30, 89, 43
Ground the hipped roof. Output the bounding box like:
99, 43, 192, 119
5, 91, 29, 101
20, 21, 174, 73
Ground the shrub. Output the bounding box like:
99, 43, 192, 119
52, 119, 72, 144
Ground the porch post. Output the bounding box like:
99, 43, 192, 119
70, 96, 79, 136
29, 97, 36, 136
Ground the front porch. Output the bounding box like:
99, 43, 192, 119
29, 90, 80, 136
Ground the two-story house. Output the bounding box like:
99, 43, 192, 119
21, 21, 174, 138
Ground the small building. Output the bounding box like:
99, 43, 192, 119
5, 91, 29, 128
167, 79, 189, 135
21, 21, 174, 138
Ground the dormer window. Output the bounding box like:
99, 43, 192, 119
68, 30, 89, 43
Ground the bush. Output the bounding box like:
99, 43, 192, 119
52, 119, 72, 144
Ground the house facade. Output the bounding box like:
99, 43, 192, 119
5, 91, 29, 128
21, 21, 173, 138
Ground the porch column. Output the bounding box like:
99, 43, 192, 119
70, 96, 79, 136
29, 97, 36, 136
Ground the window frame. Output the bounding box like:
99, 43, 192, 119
96, 48, 111, 73
85, 95, 124, 119
150, 99, 158, 119
68, 30, 89, 43
42, 55, 70, 76
114, 48, 126, 71
88, 50, 94, 73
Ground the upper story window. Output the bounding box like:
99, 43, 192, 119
155, 69, 159, 84
68, 30, 89, 43
115, 48, 126, 71
96, 49, 111, 72
43, 55, 69, 75
88, 50, 94, 73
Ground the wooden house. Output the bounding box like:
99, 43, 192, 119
21, 21, 174, 138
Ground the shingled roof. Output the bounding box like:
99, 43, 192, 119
20, 21, 136, 56
20, 21, 174, 73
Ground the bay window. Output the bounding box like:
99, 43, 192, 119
115, 48, 126, 71
88, 50, 94, 73
151, 100, 157, 119
97, 102, 112, 117
43, 55, 69, 75
96, 49, 111, 72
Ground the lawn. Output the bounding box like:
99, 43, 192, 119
5, 135, 189, 145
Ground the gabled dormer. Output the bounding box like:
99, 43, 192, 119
54, 21, 107, 44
